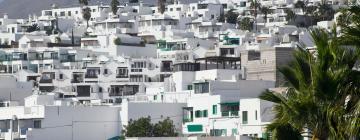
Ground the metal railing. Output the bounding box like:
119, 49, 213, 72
221, 111, 239, 117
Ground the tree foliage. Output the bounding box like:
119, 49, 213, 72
260, 6, 272, 23
26, 24, 40, 32
82, 7, 91, 28
217, 13, 225, 22
124, 117, 153, 137
153, 118, 178, 137
158, 0, 166, 14
224, 9, 239, 24
79, 0, 89, 6
124, 117, 178, 137
250, 0, 261, 17
260, 28, 360, 139
114, 37, 121, 45
285, 9, 296, 22
316, 2, 335, 21
339, 6, 360, 47
294, 1, 305, 13
129, 0, 138, 3
111, 0, 120, 15
238, 17, 253, 31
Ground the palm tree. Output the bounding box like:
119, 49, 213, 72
82, 7, 91, 28
285, 9, 296, 24
79, 0, 91, 28
340, 6, 360, 47
260, 6, 272, 25
317, 0, 335, 21
111, 0, 120, 15
79, 0, 89, 6
294, 0, 306, 14
260, 28, 360, 139
250, 0, 261, 32
304, 5, 317, 25
158, 0, 166, 14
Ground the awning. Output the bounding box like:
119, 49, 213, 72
220, 102, 239, 106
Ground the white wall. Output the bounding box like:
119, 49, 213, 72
0, 76, 33, 105
26, 106, 121, 140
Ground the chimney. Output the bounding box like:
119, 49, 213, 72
140, 0, 143, 7
4, 13, 8, 19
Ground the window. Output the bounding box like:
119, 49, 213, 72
130, 75, 143, 82
203, 110, 208, 117
34, 120, 41, 128
75, 11, 78, 14
154, 95, 157, 100
195, 110, 202, 118
92, 9, 96, 12
242, 111, 248, 124
98, 87, 103, 93
176, 8, 181, 11
68, 11, 71, 16
104, 69, 108, 75
170, 8, 173, 11
117, 67, 128, 78
59, 74, 63, 79
212, 105, 217, 115
211, 129, 227, 136
255, 110, 258, 120
248, 50, 261, 61
232, 128, 238, 136
194, 82, 209, 94
60, 11, 65, 16
230, 49, 234, 54
187, 85, 193, 90
240, 2, 246, 7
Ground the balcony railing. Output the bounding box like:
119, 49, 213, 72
39, 79, 53, 83
183, 117, 193, 123
71, 79, 83, 83
20, 128, 27, 135
116, 75, 129, 78
221, 111, 239, 117
85, 74, 98, 78
0, 132, 5, 139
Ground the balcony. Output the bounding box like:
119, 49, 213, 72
220, 102, 239, 117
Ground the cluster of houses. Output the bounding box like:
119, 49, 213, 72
0, 0, 351, 139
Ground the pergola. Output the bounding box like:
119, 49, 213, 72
195, 56, 241, 70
